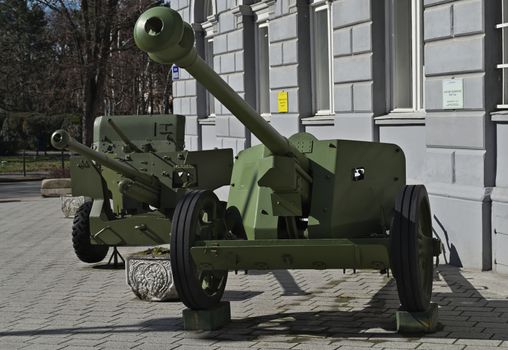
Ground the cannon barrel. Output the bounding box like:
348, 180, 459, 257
50, 129, 159, 189
133, 6, 309, 172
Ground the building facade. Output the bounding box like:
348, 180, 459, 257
170, 0, 508, 272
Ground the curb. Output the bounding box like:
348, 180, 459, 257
0, 176, 45, 183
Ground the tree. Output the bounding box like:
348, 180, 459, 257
35, 0, 171, 146
0, 0, 52, 112
0, 0, 172, 152
36, 0, 121, 145
0, 115, 25, 154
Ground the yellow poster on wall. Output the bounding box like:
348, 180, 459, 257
278, 91, 288, 113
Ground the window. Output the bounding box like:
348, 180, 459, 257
205, 0, 214, 18
197, 0, 217, 117
205, 38, 215, 116
256, 22, 270, 115
390, 0, 424, 111
311, 1, 333, 115
497, 0, 508, 108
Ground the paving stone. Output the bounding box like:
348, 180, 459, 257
254, 341, 299, 348
95, 340, 138, 349
332, 340, 374, 348
18, 345, 62, 350
455, 340, 503, 346
372, 341, 418, 349
2, 199, 508, 349
59, 339, 105, 347
417, 344, 466, 350
172, 346, 220, 350
293, 345, 340, 350
131, 344, 180, 350
415, 337, 456, 344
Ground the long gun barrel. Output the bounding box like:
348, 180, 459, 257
50, 130, 160, 191
133, 6, 309, 172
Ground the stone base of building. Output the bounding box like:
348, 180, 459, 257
428, 183, 492, 270
492, 187, 508, 274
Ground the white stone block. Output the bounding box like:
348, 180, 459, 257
352, 22, 371, 53
61, 195, 87, 218
333, 0, 371, 29
333, 27, 352, 56
454, 0, 484, 36
424, 148, 455, 184
334, 83, 353, 112
334, 53, 372, 83
424, 4, 452, 40
126, 251, 178, 302
425, 37, 484, 76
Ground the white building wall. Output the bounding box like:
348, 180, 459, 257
170, 0, 503, 270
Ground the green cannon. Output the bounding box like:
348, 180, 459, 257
134, 7, 441, 317
51, 114, 233, 263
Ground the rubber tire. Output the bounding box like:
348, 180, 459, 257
72, 201, 109, 263
171, 190, 228, 310
390, 185, 434, 312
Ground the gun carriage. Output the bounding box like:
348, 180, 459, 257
51, 115, 233, 263
133, 6, 442, 314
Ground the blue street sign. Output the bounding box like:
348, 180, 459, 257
172, 65, 180, 80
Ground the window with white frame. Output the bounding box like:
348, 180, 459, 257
256, 22, 270, 115
205, 0, 214, 18
310, 1, 334, 115
390, 0, 424, 112
202, 0, 216, 117
497, 0, 508, 108
204, 38, 215, 115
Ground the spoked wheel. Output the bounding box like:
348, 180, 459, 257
170, 190, 228, 310
390, 185, 434, 312
72, 201, 109, 263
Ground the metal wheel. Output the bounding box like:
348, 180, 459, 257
72, 201, 109, 263
170, 190, 228, 310
390, 185, 434, 312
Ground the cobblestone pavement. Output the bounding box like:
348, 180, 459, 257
1, 198, 508, 350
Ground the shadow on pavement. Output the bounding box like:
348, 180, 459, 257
212, 265, 507, 341
1, 265, 507, 341
223, 290, 263, 302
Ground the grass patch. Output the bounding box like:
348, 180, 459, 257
0, 155, 69, 174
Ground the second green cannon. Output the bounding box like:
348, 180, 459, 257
51, 114, 233, 263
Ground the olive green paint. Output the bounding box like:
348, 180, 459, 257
51, 113, 233, 247
132, 7, 440, 331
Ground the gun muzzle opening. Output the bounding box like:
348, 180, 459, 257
53, 133, 62, 143
145, 17, 163, 36
51, 130, 69, 150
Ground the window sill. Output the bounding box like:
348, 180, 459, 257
375, 111, 426, 125
260, 113, 272, 122
491, 110, 508, 122
198, 117, 216, 125
301, 115, 335, 126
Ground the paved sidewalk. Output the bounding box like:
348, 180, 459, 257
1, 198, 508, 349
